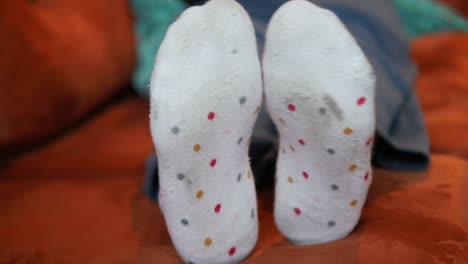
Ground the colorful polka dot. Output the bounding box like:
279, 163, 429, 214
302, 171, 309, 179
214, 203, 221, 214
181, 219, 189, 226
248, 169, 252, 179
254, 106, 260, 114
344, 128, 353, 135
288, 176, 294, 184
294, 207, 301, 215
349, 164, 357, 172
288, 104, 296, 112
177, 173, 185, 181
366, 137, 373, 146
328, 148, 335, 155
364, 172, 369, 181
171, 126, 180, 135
328, 220, 336, 227
290, 146, 296, 152
210, 159, 217, 167
279, 117, 285, 125
204, 238, 212, 247
193, 144, 201, 152
239, 96, 247, 105
208, 112, 216, 121
331, 184, 339, 191
357, 97, 367, 106
350, 200, 358, 207
237, 137, 244, 144
228, 247, 236, 256
196, 190, 204, 199
298, 139, 305, 146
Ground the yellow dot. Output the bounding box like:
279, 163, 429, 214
204, 237, 212, 247
290, 146, 296, 152
350, 200, 358, 207
349, 164, 357, 172
248, 169, 252, 179
255, 106, 260, 114
193, 144, 201, 152
343, 128, 353, 135
288, 176, 293, 184
279, 117, 285, 125
196, 190, 204, 199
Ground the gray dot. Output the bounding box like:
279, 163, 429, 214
251, 208, 255, 219
328, 148, 335, 155
331, 184, 339, 191
239, 96, 247, 105
237, 173, 242, 182
319, 107, 327, 115
177, 173, 185, 180
171, 126, 180, 135
282, 148, 286, 154
181, 219, 189, 226
328, 220, 336, 227
237, 137, 244, 145
232, 48, 238, 54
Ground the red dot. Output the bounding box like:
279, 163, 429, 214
298, 139, 305, 146
302, 171, 309, 179
210, 159, 217, 167
364, 172, 369, 181
294, 208, 301, 215
214, 203, 221, 214
288, 104, 296, 111
208, 112, 216, 120
228, 247, 236, 256
357, 97, 366, 106
366, 137, 373, 146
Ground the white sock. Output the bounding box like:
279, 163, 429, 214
263, 0, 376, 245
149, 0, 262, 263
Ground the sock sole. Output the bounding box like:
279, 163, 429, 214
263, 0, 376, 245
150, 0, 262, 262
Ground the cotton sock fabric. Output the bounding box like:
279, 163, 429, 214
149, 0, 262, 263
263, 0, 376, 245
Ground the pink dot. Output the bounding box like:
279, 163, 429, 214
366, 137, 373, 146
302, 171, 309, 179
364, 172, 369, 181
210, 159, 217, 167
294, 208, 301, 215
214, 203, 221, 214
357, 97, 366, 106
208, 112, 216, 120
228, 247, 236, 256
298, 139, 305, 146
288, 104, 296, 112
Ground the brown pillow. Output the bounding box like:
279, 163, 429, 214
0, 0, 135, 158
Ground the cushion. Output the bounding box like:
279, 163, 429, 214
0, 0, 135, 157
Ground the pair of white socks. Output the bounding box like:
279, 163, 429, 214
149, 0, 375, 263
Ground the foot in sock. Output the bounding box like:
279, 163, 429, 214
149, 0, 262, 262
263, 0, 376, 245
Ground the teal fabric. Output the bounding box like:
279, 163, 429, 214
393, 0, 468, 38
130, 0, 187, 96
